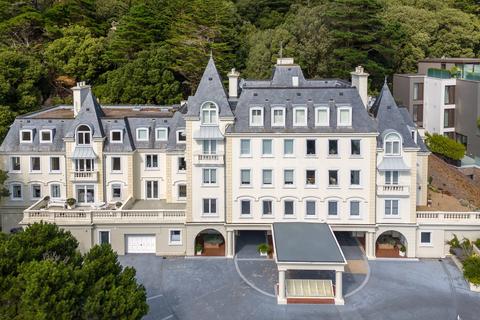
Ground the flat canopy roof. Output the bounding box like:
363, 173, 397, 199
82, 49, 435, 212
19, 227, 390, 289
273, 223, 346, 264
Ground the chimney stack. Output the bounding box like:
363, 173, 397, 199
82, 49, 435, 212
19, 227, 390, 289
72, 81, 91, 117
227, 68, 240, 98
350, 66, 369, 108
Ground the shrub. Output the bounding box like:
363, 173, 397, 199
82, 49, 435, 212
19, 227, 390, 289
115, 201, 122, 208
475, 239, 480, 248
425, 133, 465, 160
257, 243, 270, 254
195, 243, 203, 252
66, 198, 76, 206
463, 255, 480, 285
447, 234, 461, 248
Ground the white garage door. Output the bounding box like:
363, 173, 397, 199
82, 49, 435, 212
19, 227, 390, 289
126, 235, 156, 254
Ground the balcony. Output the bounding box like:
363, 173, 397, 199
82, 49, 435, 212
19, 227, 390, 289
377, 184, 410, 196
194, 153, 224, 166
71, 170, 98, 182
417, 211, 480, 225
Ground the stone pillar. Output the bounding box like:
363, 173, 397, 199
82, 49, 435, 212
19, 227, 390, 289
335, 271, 344, 305
226, 230, 234, 258
278, 270, 286, 304
366, 232, 376, 259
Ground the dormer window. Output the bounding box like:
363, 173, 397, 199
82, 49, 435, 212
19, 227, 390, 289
155, 128, 168, 141
40, 130, 52, 143
292, 76, 299, 87
20, 130, 33, 143
337, 106, 352, 127
177, 130, 186, 143
271, 107, 285, 127
201, 102, 218, 125
76, 125, 91, 145
385, 132, 401, 155
249, 107, 263, 126
136, 128, 149, 141
110, 130, 123, 143
293, 106, 307, 126
315, 106, 329, 126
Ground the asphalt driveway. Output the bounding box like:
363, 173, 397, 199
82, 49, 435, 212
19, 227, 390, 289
119, 255, 480, 320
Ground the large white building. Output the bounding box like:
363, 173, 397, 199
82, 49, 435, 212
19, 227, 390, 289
1, 57, 479, 304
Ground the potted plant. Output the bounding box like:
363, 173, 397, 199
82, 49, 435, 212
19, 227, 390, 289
66, 198, 76, 209
399, 244, 406, 257
195, 243, 203, 255
257, 243, 269, 257
115, 201, 122, 209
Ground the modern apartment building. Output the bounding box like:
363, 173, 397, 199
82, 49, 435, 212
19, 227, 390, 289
393, 58, 480, 156
1, 56, 480, 303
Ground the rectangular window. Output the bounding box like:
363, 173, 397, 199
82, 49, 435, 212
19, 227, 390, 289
351, 139, 361, 156
385, 171, 399, 185
50, 184, 61, 198
50, 157, 60, 172
112, 184, 121, 199
241, 200, 251, 215
283, 139, 293, 155
20, 130, 32, 143
250, 108, 263, 126
420, 232, 431, 245
30, 157, 40, 172
284, 169, 294, 185
74, 159, 94, 172
338, 107, 352, 126
136, 128, 149, 141
112, 157, 121, 171
328, 201, 338, 216
12, 184, 22, 199
328, 170, 338, 186
202, 168, 217, 184
40, 130, 52, 143
329, 140, 338, 155
178, 157, 186, 171
262, 139, 272, 155
444, 85, 455, 104
306, 170, 316, 185
350, 201, 360, 216
306, 200, 316, 216
315, 107, 329, 126
306, 139, 316, 155
145, 180, 159, 199
177, 130, 186, 143
240, 139, 251, 156
11, 157, 20, 172
169, 230, 182, 245
413, 104, 424, 126
443, 109, 455, 128
350, 170, 360, 185
413, 83, 424, 100
293, 107, 307, 126
262, 169, 272, 185
110, 130, 122, 143
31, 184, 41, 199
284, 200, 294, 215
145, 154, 159, 169
203, 198, 217, 214
178, 184, 187, 198
385, 200, 399, 215
272, 107, 285, 127
202, 140, 217, 154
155, 128, 168, 141
240, 169, 251, 186
262, 200, 273, 215
99, 231, 110, 245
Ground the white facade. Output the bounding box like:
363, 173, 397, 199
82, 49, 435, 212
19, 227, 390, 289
423, 77, 456, 135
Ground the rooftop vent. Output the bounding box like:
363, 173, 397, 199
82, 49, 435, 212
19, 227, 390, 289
164, 119, 168, 123
208, 77, 212, 81
253, 93, 258, 96
296, 92, 301, 96
339, 92, 343, 96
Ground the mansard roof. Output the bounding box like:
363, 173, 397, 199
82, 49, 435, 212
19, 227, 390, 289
185, 56, 234, 119
65, 90, 105, 139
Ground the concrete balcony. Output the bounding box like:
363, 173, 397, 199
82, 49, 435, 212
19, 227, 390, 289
193, 153, 224, 166
417, 211, 480, 225
71, 170, 98, 182
377, 184, 410, 196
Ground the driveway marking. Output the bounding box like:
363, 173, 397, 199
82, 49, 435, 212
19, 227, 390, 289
234, 255, 276, 298
147, 294, 163, 301
160, 315, 174, 320
345, 237, 371, 298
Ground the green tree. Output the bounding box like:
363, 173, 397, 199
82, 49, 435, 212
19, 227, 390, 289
0, 106, 16, 141
0, 169, 9, 201
0, 12, 45, 49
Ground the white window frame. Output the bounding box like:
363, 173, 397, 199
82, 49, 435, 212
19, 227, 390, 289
169, 229, 183, 245
328, 139, 339, 156
145, 180, 159, 199
11, 183, 23, 200
305, 169, 317, 187
271, 106, 286, 127
384, 132, 402, 156
75, 184, 95, 204
30, 156, 41, 173
262, 139, 273, 156
293, 106, 307, 126
76, 125, 91, 145
176, 130, 186, 143
420, 231, 433, 246
283, 139, 294, 156
306, 139, 316, 156
262, 199, 274, 216
240, 199, 252, 216
39, 129, 52, 143
202, 198, 217, 215
350, 170, 361, 187
349, 200, 361, 218
337, 106, 352, 127
240, 169, 251, 186
327, 200, 339, 217
262, 169, 273, 187
10, 156, 21, 173
136, 128, 149, 141
111, 157, 121, 172
31, 184, 42, 200
155, 128, 168, 141
177, 157, 186, 172
249, 107, 264, 127
305, 200, 317, 218
145, 154, 159, 170
49, 156, 61, 173
177, 184, 187, 200
110, 130, 123, 143
240, 139, 251, 156
50, 183, 61, 199
314, 106, 330, 126
283, 199, 296, 217
98, 230, 111, 245
385, 170, 399, 185
202, 140, 217, 155
328, 169, 339, 187
111, 184, 122, 199
384, 199, 400, 217
283, 169, 295, 187
351, 139, 361, 156
202, 168, 217, 185
20, 129, 33, 143
200, 101, 218, 125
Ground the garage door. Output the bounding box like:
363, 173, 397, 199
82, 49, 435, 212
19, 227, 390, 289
126, 235, 156, 254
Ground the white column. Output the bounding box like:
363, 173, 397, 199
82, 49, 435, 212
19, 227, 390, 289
366, 232, 376, 259
335, 271, 344, 305
278, 270, 286, 304
226, 230, 234, 258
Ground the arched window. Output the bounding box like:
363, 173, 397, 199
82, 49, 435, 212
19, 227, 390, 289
384, 132, 401, 155
77, 125, 91, 145
201, 102, 218, 125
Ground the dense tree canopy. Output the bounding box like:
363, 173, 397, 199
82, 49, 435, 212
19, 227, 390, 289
0, 0, 478, 139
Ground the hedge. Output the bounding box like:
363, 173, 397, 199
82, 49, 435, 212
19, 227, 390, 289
463, 255, 480, 285
425, 133, 465, 161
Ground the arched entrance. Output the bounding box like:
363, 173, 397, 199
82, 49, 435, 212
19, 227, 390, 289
195, 229, 225, 256
376, 230, 408, 258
